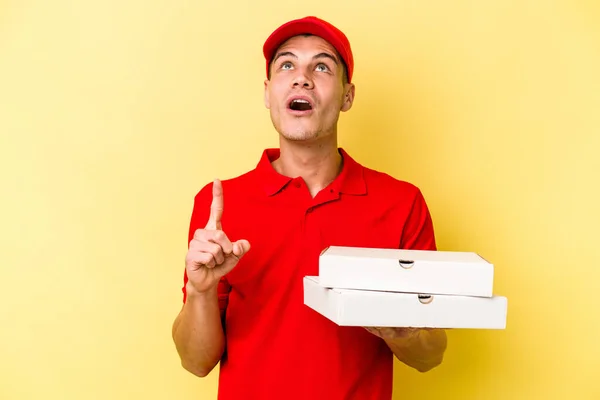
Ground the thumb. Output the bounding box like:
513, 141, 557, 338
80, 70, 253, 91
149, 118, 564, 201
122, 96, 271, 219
232, 239, 251, 258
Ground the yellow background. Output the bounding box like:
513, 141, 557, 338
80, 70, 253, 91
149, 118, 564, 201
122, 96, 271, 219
2, 0, 599, 399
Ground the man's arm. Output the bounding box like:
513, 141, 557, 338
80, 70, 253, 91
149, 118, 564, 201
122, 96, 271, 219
172, 179, 249, 377
366, 327, 447, 372
172, 284, 225, 377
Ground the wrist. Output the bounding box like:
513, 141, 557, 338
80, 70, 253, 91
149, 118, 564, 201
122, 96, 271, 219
185, 282, 218, 302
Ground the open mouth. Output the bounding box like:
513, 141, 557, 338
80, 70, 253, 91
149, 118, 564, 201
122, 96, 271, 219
288, 98, 313, 112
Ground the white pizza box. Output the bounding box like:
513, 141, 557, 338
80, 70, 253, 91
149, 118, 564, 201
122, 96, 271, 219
318, 246, 494, 298
303, 276, 507, 329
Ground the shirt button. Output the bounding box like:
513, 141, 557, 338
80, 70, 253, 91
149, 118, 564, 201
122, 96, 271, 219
294, 182, 301, 188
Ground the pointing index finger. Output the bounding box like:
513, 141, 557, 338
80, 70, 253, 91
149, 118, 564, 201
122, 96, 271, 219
206, 179, 223, 230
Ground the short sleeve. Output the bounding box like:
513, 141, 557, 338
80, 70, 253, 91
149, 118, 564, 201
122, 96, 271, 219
181, 182, 232, 316
400, 188, 437, 251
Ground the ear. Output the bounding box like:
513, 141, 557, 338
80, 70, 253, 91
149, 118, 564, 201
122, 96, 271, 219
340, 83, 355, 112
264, 79, 271, 109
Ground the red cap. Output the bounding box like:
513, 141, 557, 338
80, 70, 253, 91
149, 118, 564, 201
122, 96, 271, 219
263, 16, 354, 82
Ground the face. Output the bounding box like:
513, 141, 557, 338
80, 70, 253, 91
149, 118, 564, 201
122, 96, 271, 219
264, 35, 355, 143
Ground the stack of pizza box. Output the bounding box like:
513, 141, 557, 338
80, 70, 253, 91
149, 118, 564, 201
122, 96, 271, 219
303, 246, 507, 329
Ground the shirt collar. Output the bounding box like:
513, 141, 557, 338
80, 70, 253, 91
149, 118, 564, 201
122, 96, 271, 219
256, 147, 367, 196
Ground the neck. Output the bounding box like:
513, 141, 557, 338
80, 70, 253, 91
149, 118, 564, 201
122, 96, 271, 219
273, 137, 343, 197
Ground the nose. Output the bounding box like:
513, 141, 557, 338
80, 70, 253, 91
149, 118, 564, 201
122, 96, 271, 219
291, 70, 314, 89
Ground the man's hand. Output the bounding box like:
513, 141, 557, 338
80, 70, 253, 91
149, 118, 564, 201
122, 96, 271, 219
364, 326, 425, 340
185, 179, 250, 295
364, 326, 447, 340
364, 326, 447, 373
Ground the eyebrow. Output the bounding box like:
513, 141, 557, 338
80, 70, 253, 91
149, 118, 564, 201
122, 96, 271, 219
313, 52, 339, 65
272, 51, 339, 65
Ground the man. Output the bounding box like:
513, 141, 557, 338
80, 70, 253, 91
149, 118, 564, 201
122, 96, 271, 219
172, 16, 447, 400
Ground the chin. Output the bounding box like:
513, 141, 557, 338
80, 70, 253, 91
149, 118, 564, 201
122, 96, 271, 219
274, 121, 319, 142
280, 129, 320, 142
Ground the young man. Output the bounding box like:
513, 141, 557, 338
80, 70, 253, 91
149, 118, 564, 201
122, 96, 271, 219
172, 16, 448, 400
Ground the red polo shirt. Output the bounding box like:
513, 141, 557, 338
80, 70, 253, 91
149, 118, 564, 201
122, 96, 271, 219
182, 148, 436, 400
